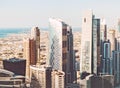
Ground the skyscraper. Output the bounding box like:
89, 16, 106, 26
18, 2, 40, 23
23, 27, 40, 80
80, 10, 100, 74
102, 40, 112, 75
23, 38, 36, 79
49, 18, 76, 87
112, 51, 120, 85
23, 38, 36, 65
31, 27, 40, 65
100, 19, 107, 41
107, 29, 115, 54
100, 19, 107, 66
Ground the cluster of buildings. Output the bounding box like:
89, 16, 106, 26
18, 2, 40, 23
1, 9, 120, 88
0, 58, 27, 88
80, 10, 120, 88
0, 33, 28, 59
26, 19, 78, 88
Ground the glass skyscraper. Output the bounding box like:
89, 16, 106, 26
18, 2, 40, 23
49, 18, 76, 87
80, 10, 100, 74
102, 40, 112, 74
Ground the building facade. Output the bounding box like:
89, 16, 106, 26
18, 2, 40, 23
100, 19, 107, 72
118, 19, 120, 33
23, 27, 40, 80
3, 57, 26, 76
80, 75, 114, 88
40, 31, 49, 65
52, 70, 65, 88
107, 29, 116, 54
100, 19, 107, 41
102, 40, 112, 75
49, 18, 76, 87
80, 10, 100, 74
30, 65, 52, 88
0, 69, 26, 88
23, 38, 36, 79
112, 51, 120, 85
31, 27, 40, 65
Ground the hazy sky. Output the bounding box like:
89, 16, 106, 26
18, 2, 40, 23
0, 0, 120, 28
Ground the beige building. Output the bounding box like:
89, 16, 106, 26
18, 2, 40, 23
40, 31, 49, 65
52, 70, 65, 88
80, 10, 100, 74
0, 69, 26, 88
23, 27, 40, 80
107, 29, 116, 54
23, 38, 36, 80
73, 32, 81, 83
30, 65, 52, 88
100, 19, 107, 41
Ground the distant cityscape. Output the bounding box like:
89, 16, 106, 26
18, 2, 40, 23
0, 9, 120, 88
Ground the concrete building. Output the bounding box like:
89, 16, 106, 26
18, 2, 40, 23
49, 18, 76, 87
100, 19, 107, 41
112, 50, 120, 85
107, 29, 116, 54
23, 27, 40, 80
30, 65, 52, 88
31, 27, 40, 65
80, 75, 114, 88
73, 32, 81, 83
112, 24, 120, 85
40, 31, 49, 65
73, 32, 81, 71
23, 38, 36, 80
100, 19, 107, 71
52, 70, 65, 88
3, 57, 26, 76
23, 38, 36, 65
0, 69, 26, 88
80, 10, 100, 74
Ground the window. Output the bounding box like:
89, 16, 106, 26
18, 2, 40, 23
84, 18, 86, 23
63, 41, 67, 48
63, 29, 67, 35
63, 53, 67, 59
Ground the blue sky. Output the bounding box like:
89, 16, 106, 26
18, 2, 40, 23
0, 0, 119, 28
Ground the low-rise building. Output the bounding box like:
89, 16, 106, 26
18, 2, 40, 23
0, 69, 26, 88
52, 70, 65, 88
80, 74, 114, 88
30, 65, 52, 88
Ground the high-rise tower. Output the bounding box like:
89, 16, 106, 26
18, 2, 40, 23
107, 29, 115, 54
80, 10, 100, 74
49, 18, 76, 87
31, 27, 40, 65
102, 40, 112, 74
100, 19, 107, 41
23, 38, 36, 80
23, 27, 40, 80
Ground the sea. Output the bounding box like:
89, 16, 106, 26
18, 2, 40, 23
0, 27, 81, 38
0, 28, 31, 38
